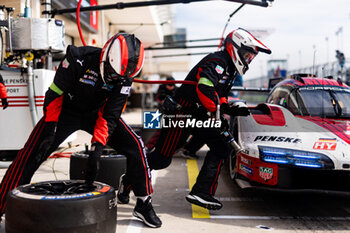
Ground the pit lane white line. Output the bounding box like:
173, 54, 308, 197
125, 171, 159, 233
174, 190, 264, 202
217, 197, 263, 202
210, 216, 280, 220
125, 218, 144, 233
210, 216, 350, 221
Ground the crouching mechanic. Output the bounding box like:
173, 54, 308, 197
118, 28, 271, 210
0, 73, 8, 110
0, 33, 162, 228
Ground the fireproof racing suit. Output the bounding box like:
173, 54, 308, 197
0, 73, 8, 109
0, 45, 152, 214
147, 50, 237, 196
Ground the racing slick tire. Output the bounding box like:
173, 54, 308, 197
70, 149, 126, 189
5, 180, 117, 233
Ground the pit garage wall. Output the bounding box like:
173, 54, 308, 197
0, 70, 55, 150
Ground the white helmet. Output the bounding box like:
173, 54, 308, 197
224, 28, 271, 75
100, 33, 144, 85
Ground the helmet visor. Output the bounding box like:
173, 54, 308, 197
239, 48, 257, 65
104, 61, 127, 85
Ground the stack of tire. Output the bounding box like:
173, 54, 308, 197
70, 148, 126, 189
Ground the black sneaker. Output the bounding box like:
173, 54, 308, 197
133, 197, 162, 228
186, 192, 222, 210
180, 149, 199, 159
117, 174, 131, 204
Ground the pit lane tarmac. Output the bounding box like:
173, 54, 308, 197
117, 150, 350, 233
1, 150, 350, 232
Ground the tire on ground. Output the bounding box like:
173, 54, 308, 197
6, 180, 117, 233
70, 149, 126, 189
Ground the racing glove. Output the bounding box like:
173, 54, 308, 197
1, 98, 8, 110
85, 142, 104, 185
221, 103, 250, 117
160, 95, 180, 113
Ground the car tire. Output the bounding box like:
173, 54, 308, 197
70, 149, 126, 189
6, 180, 117, 233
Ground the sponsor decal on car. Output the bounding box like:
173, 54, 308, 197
240, 156, 252, 165
345, 122, 350, 135
259, 167, 273, 181
313, 138, 337, 150
239, 163, 253, 175
254, 136, 301, 143
237, 153, 278, 186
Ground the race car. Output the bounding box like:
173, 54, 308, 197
229, 74, 350, 192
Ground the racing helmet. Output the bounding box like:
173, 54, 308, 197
100, 33, 144, 85
224, 28, 271, 75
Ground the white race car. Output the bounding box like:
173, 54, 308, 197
229, 74, 350, 192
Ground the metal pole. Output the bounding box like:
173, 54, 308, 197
226, 0, 270, 7
27, 60, 38, 126
42, 0, 51, 18
43, 0, 271, 16
44, 0, 211, 15
152, 38, 220, 46
218, 3, 245, 48
312, 45, 316, 75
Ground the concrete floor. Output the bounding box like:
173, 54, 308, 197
1, 109, 350, 232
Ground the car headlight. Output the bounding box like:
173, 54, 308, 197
259, 146, 334, 169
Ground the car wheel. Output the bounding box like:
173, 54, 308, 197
6, 180, 117, 233
229, 119, 239, 180
70, 149, 126, 189
229, 150, 237, 180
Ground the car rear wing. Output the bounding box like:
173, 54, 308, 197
231, 77, 284, 93
230, 87, 271, 92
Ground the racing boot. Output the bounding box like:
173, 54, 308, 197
133, 196, 162, 228
186, 192, 222, 210
117, 174, 131, 204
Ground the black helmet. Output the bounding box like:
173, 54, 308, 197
100, 33, 144, 85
